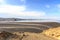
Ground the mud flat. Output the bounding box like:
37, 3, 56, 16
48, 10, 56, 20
0, 22, 59, 40
0, 22, 59, 32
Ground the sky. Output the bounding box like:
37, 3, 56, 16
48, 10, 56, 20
0, 0, 60, 19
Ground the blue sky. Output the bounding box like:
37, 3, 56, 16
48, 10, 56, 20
0, 0, 60, 19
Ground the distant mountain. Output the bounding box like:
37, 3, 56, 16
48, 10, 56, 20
0, 18, 22, 21
0, 18, 39, 21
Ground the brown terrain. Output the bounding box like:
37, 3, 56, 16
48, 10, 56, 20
0, 22, 59, 40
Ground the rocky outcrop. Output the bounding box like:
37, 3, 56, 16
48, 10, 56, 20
0, 31, 20, 40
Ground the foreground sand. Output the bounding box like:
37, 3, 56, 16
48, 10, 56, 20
13, 32, 57, 40
43, 27, 60, 40
0, 31, 57, 40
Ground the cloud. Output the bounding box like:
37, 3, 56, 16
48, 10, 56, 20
17, 11, 45, 17
0, 0, 4, 3
0, 0, 45, 18
20, 0, 26, 4
0, 0, 7, 5
45, 5, 50, 8
20, 0, 25, 2
57, 4, 60, 8
0, 5, 45, 17
0, 5, 26, 13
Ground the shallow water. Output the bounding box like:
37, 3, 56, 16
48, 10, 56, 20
14, 20, 58, 22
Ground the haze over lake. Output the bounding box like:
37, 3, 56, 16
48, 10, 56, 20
14, 19, 58, 22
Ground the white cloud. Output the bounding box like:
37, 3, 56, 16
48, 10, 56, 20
0, 5, 45, 17
0, 5, 26, 13
0, 4, 45, 18
17, 11, 45, 17
20, 0, 26, 4
0, 0, 6, 4
0, 0, 4, 3
45, 5, 50, 8
20, 0, 25, 2
57, 4, 60, 8
0, 0, 45, 18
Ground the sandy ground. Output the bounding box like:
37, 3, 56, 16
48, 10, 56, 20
13, 32, 57, 40
43, 27, 60, 40
0, 22, 59, 40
